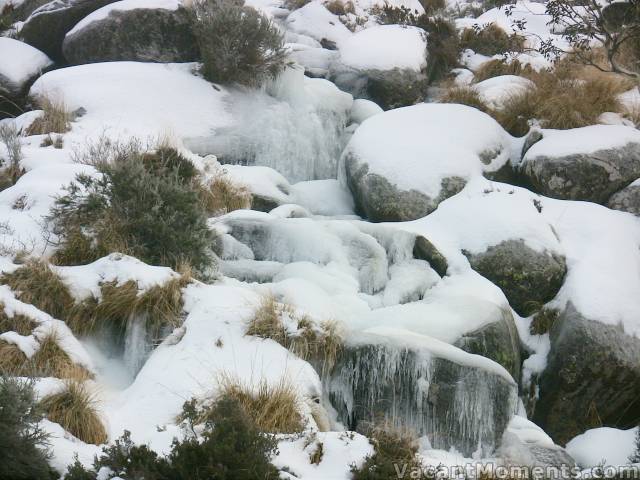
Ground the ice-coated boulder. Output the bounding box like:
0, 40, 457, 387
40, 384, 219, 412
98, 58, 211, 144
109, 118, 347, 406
285, 2, 351, 47
341, 104, 514, 222
465, 239, 567, 317
62, 0, 198, 64
327, 327, 518, 456
331, 24, 428, 109
607, 179, 640, 216
520, 125, 640, 204
0, 38, 51, 117
19, 0, 117, 60
533, 303, 640, 445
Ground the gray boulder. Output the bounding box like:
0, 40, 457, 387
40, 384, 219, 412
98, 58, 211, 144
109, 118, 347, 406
327, 328, 518, 457
607, 180, 640, 216
62, 5, 198, 64
465, 239, 567, 317
520, 126, 640, 204
533, 303, 640, 445
19, 0, 117, 61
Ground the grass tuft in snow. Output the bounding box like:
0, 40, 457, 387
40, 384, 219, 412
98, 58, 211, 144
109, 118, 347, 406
0, 304, 37, 336
31, 331, 92, 380
324, 0, 355, 15
0, 121, 25, 191
459, 23, 525, 56
351, 423, 420, 480
199, 174, 252, 216
0, 340, 28, 375
1, 259, 74, 321
473, 58, 533, 82
40, 380, 107, 445
26, 94, 71, 136
439, 86, 490, 113
529, 307, 559, 335
246, 295, 343, 376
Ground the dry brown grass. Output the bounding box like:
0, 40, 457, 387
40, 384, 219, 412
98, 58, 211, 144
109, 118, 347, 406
0, 260, 74, 320
460, 23, 525, 56
246, 295, 343, 376
0, 340, 28, 375
216, 375, 304, 434
0, 303, 37, 335
31, 331, 92, 380
438, 86, 490, 113
199, 175, 252, 216
473, 58, 534, 82
324, 0, 355, 15
40, 380, 107, 445
26, 95, 71, 136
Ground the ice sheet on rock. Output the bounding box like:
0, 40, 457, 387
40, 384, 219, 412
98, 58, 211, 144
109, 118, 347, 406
566, 427, 638, 468
337, 24, 427, 71
291, 179, 356, 216
67, 0, 181, 36
0, 37, 52, 88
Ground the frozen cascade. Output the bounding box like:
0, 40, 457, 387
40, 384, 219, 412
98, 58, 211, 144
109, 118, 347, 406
185, 66, 353, 183
122, 316, 152, 377
327, 335, 519, 456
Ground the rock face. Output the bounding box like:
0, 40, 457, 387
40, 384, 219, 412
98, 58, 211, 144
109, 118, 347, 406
465, 239, 567, 317
19, 0, 117, 61
342, 103, 514, 222
327, 328, 518, 457
520, 126, 640, 204
62, 4, 199, 64
607, 180, 640, 216
533, 303, 640, 445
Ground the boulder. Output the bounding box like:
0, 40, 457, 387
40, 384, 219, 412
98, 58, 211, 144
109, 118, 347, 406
327, 327, 518, 457
331, 25, 428, 109
520, 125, 640, 204
62, 0, 198, 64
465, 239, 567, 317
341, 103, 514, 222
19, 0, 117, 61
533, 303, 640, 445
1, 0, 50, 23
607, 179, 640, 216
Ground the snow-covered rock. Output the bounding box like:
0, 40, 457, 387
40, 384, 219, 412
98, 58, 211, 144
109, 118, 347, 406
341, 103, 514, 221
0, 37, 51, 98
520, 126, 640, 204
286, 2, 351, 47
566, 427, 638, 468
474, 75, 534, 110
19, 0, 117, 60
62, 0, 198, 64
607, 178, 640, 216
330, 24, 429, 109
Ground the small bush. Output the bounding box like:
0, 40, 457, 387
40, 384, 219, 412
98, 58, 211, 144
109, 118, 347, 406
26, 95, 71, 135
439, 86, 490, 112
214, 375, 304, 434
65, 396, 281, 479
473, 58, 533, 82
351, 424, 421, 480
40, 380, 107, 445
324, 0, 355, 15
190, 0, 288, 87
246, 295, 342, 375
199, 174, 252, 215
0, 121, 24, 189
49, 141, 215, 273
1, 259, 74, 320
0, 376, 57, 480
460, 23, 525, 56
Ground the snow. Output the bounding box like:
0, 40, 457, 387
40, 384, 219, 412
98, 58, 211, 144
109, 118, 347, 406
30, 62, 233, 147
0, 37, 52, 88
67, 0, 181, 36
290, 179, 356, 216
337, 25, 428, 71
286, 2, 352, 45
474, 75, 535, 110
523, 125, 640, 160
349, 98, 383, 124
566, 427, 638, 468
341, 103, 514, 198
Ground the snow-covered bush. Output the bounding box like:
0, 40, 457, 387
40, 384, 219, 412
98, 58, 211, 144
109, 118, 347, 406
190, 0, 288, 87
49, 143, 215, 273
351, 424, 421, 480
0, 376, 57, 480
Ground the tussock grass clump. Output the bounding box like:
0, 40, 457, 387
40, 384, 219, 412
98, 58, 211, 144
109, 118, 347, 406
0, 260, 74, 320
351, 423, 421, 480
0, 304, 37, 335
324, 0, 355, 15
26, 95, 71, 135
199, 175, 252, 215
31, 331, 91, 380
190, 0, 288, 87
49, 140, 215, 273
40, 380, 107, 445
0, 121, 25, 190
0, 340, 28, 375
473, 58, 533, 82
246, 295, 343, 375
529, 307, 560, 335
215, 375, 304, 434
460, 23, 525, 56
439, 86, 490, 112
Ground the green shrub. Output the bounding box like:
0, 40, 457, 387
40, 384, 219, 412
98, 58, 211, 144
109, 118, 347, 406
460, 23, 525, 56
49, 142, 215, 273
64, 396, 280, 479
351, 424, 421, 480
0, 376, 57, 480
190, 0, 288, 86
